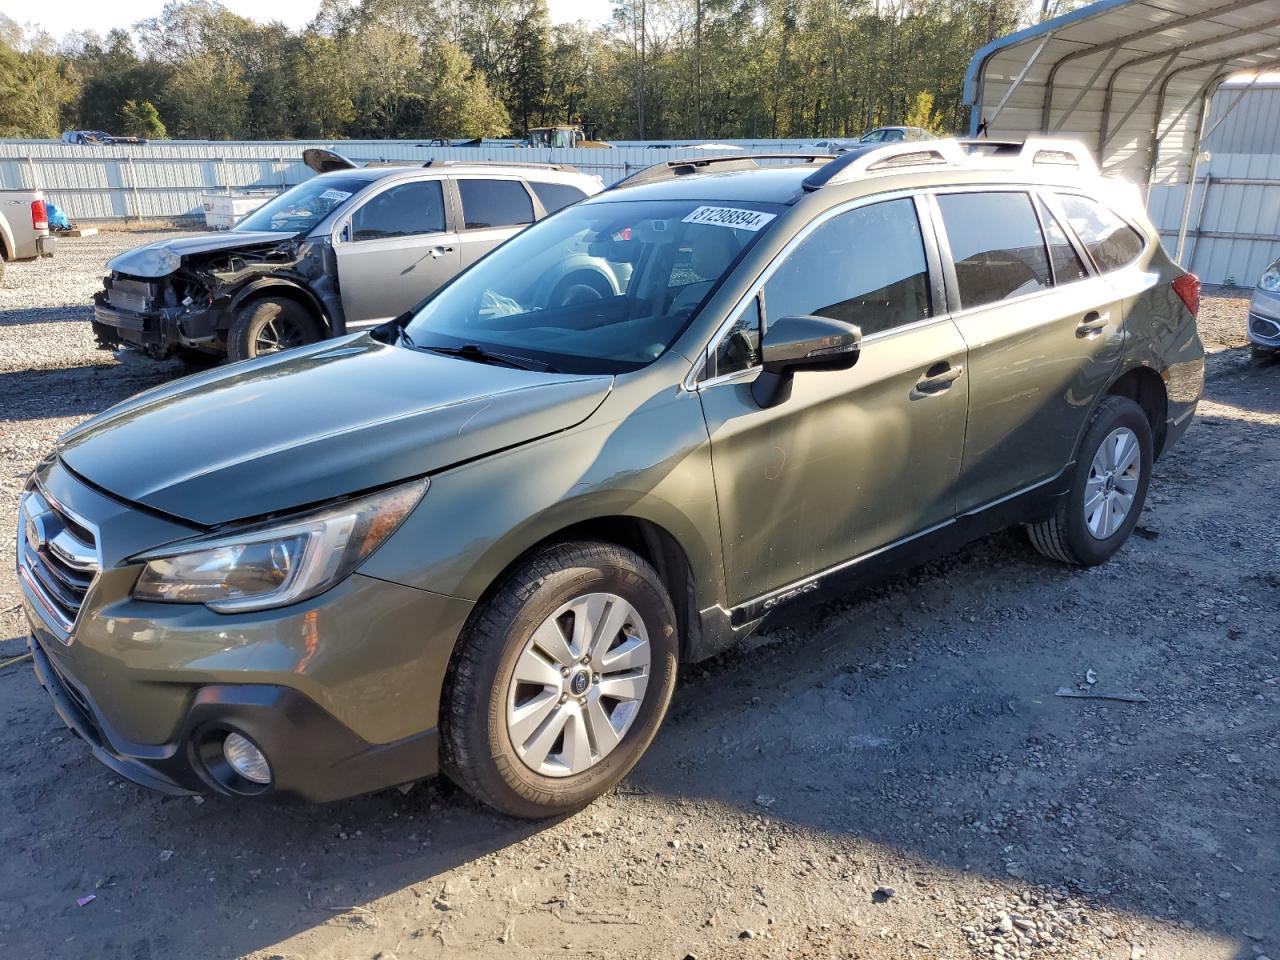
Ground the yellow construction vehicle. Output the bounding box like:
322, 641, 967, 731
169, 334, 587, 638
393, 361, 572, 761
526, 124, 612, 149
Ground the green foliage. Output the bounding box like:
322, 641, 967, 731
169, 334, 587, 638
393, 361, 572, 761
902, 90, 940, 133
0, 16, 81, 139
5, 0, 1033, 141
119, 99, 167, 138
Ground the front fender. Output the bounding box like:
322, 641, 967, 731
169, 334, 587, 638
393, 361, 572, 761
358, 378, 726, 624
228, 277, 331, 330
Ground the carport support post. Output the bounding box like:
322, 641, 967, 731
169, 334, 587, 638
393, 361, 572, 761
1175, 136, 1207, 263
1175, 70, 1265, 263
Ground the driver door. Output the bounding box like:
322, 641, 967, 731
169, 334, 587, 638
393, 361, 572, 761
333, 178, 460, 328
697, 196, 968, 605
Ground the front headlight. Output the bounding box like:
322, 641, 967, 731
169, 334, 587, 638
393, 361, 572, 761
1259, 266, 1280, 293
131, 479, 427, 612
109, 246, 181, 277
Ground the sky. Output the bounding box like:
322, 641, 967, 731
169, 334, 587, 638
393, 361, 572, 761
0, 0, 609, 38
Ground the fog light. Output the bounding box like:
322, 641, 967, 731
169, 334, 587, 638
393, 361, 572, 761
223, 732, 271, 785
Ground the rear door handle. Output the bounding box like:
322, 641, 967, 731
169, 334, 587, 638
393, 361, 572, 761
1076, 310, 1110, 337
912, 362, 964, 399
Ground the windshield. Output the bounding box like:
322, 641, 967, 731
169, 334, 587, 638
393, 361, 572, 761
403, 198, 782, 374
235, 176, 368, 234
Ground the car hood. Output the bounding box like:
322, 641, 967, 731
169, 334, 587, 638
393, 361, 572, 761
57, 336, 613, 526
107, 231, 298, 277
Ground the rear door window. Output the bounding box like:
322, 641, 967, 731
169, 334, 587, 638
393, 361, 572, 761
531, 181, 588, 215
350, 180, 446, 241
1056, 194, 1145, 272
762, 197, 933, 337
1037, 198, 1090, 284
936, 191, 1052, 309
457, 178, 535, 229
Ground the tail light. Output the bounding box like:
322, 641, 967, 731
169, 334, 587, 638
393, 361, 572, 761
31, 199, 48, 232
1172, 272, 1200, 316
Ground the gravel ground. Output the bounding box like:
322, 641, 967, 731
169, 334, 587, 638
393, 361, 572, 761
1, 232, 1277, 960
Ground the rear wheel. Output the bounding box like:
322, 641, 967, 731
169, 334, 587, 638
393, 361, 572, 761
227, 297, 322, 362
441, 541, 678, 818
1026, 395, 1153, 566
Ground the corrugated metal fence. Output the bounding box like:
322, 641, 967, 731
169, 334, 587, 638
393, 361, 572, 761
1147, 152, 1280, 285
0, 139, 814, 222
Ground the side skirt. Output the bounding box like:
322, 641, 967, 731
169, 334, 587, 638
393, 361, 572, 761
690, 468, 1070, 660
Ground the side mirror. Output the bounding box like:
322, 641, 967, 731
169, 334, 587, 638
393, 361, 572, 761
370, 309, 414, 344
751, 314, 861, 408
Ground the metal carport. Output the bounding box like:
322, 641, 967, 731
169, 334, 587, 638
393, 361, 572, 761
964, 0, 1280, 265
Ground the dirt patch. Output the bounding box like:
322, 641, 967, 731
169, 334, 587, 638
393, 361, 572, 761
0, 240, 1276, 960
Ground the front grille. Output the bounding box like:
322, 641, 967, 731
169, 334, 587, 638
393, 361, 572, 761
18, 485, 100, 636
105, 276, 160, 314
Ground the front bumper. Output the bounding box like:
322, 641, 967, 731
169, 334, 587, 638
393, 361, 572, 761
92, 291, 225, 357
20, 459, 475, 802
29, 634, 443, 801
1249, 288, 1280, 348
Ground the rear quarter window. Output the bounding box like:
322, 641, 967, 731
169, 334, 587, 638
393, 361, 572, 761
1056, 194, 1146, 273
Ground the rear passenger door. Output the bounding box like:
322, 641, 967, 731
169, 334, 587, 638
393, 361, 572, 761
930, 189, 1124, 513
451, 177, 537, 268
332, 177, 459, 327
698, 195, 969, 604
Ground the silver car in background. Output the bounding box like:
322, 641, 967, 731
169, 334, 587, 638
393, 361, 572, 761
1249, 257, 1280, 359
91, 152, 604, 363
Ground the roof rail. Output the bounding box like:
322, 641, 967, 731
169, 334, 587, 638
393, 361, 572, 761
958, 137, 1099, 175
802, 139, 971, 191
612, 153, 835, 190
420, 159, 580, 173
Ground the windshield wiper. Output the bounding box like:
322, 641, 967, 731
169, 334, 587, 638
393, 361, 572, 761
422, 343, 559, 373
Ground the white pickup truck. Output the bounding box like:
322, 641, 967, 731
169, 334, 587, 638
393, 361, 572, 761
0, 187, 56, 284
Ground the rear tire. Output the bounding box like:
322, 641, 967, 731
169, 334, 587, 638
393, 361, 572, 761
227, 297, 322, 362
1026, 395, 1153, 566
441, 541, 678, 819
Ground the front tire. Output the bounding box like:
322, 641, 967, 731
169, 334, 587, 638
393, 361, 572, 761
1027, 395, 1153, 566
227, 297, 322, 362
441, 541, 678, 818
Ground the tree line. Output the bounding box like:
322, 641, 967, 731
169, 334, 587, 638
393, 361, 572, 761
0, 0, 1031, 143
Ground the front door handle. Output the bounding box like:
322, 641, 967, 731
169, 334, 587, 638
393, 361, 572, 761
429, 245, 454, 259
911, 362, 964, 399
1076, 310, 1110, 337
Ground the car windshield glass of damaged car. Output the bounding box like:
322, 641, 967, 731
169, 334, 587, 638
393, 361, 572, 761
403, 199, 783, 375
234, 176, 368, 234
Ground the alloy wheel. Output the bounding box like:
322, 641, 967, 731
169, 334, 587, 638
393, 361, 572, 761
1084, 426, 1141, 539
253, 316, 305, 356
506, 592, 651, 777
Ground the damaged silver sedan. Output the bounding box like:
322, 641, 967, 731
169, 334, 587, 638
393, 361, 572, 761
92, 153, 604, 362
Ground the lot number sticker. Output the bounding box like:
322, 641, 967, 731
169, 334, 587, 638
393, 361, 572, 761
319, 189, 353, 202
682, 206, 776, 232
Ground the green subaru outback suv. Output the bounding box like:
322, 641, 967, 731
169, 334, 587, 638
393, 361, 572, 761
19, 139, 1204, 817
